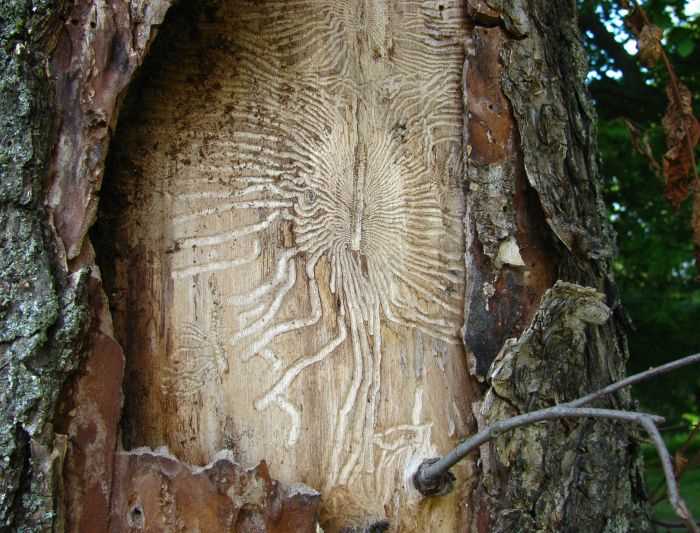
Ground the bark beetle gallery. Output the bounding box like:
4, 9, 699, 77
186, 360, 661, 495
105, 0, 473, 528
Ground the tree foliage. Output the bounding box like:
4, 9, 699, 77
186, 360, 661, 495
579, 0, 700, 418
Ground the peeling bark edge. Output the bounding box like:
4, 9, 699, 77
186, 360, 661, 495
48, 0, 173, 262
109, 449, 321, 533
0, 1, 154, 530
1, 0, 178, 526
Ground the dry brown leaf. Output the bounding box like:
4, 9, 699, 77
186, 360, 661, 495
620, 0, 700, 272
675, 450, 689, 476
625, 6, 646, 34
638, 24, 664, 66
662, 82, 700, 207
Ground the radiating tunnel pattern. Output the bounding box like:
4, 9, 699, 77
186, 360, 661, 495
108, 0, 469, 517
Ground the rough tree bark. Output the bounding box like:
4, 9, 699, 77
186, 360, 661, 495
0, 1, 650, 532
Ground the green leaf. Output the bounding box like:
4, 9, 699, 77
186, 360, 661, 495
677, 36, 696, 57
682, 412, 700, 426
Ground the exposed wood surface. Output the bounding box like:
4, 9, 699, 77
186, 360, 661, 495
99, 1, 476, 529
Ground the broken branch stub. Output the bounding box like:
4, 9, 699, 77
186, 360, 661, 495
412, 458, 456, 497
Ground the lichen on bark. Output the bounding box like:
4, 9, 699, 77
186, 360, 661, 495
0, 201, 91, 533
0, 1, 93, 530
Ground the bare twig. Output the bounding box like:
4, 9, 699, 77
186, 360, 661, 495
677, 423, 700, 460
652, 519, 700, 530
413, 352, 700, 530
569, 353, 700, 408
414, 407, 663, 492
652, 424, 700, 504
659, 423, 694, 433
640, 417, 700, 533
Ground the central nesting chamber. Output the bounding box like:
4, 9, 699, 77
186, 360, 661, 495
105, 0, 472, 527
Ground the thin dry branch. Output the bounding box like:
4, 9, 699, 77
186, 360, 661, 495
677, 422, 700, 461
640, 416, 699, 533
654, 519, 700, 530
651, 422, 700, 504
413, 406, 663, 494
570, 352, 700, 408
413, 353, 700, 530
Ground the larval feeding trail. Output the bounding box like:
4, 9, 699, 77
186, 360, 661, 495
161, 0, 467, 497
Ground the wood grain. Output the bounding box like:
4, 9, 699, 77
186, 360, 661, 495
103, 1, 475, 529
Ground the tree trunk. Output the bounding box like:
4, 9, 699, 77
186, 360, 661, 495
0, 1, 650, 532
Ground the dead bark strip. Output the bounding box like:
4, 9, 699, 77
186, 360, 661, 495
462, 1, 651, 531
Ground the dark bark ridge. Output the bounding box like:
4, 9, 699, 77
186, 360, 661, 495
0, 2, 90, 530
463, 1, 650, 531
0, 1, 172, 530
